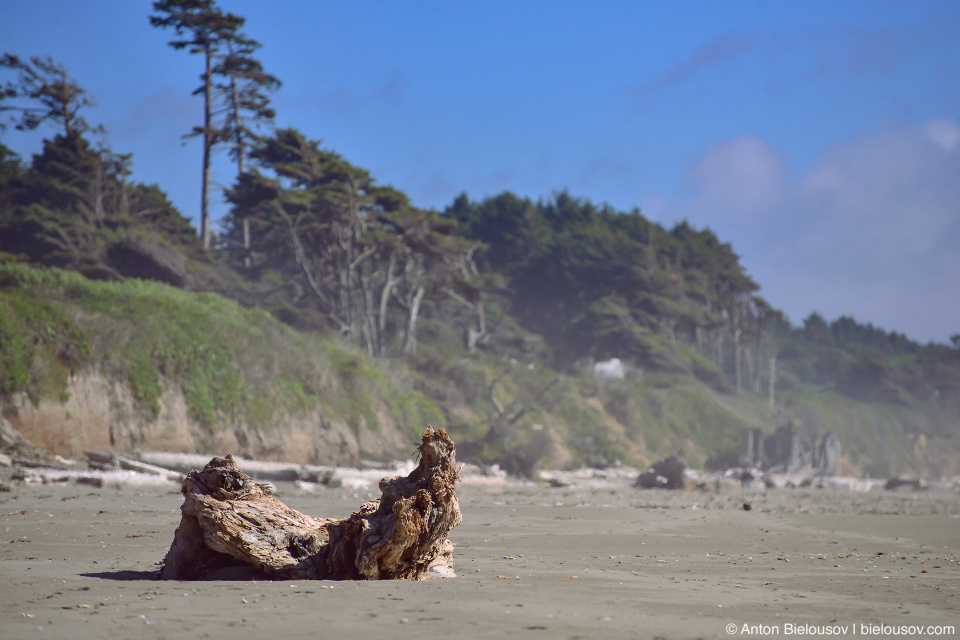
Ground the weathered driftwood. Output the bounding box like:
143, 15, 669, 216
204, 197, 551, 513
159, 427, 461, 581
84, 450, 184, 482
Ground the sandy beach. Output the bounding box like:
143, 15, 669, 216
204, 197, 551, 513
1, 473, 958, 640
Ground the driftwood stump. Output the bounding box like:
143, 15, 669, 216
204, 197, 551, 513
159, 427, 461, 581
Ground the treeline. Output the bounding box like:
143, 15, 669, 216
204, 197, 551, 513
2, 0, 958, 424
446, 192, 782, 390
780, 313, 960, 418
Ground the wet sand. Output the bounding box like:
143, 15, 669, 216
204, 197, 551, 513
1, 479, 958, 639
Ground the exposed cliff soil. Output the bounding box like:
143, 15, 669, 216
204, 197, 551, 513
4, 369, 412, 465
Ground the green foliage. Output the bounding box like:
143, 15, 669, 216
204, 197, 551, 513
0, 264, 300, 427
222, 128, 487, 359
781, 312, 960, 414
659, 384, 752, 468
127, 353, 162, 418
390, 389, 445, 437
0, 264, 90, 402
0, 132, 211, 288
556, 392, 619, 467
0, 53, 95, 137
150, 0, 280, 245
0, 278, 87, 403
2, 33, 957, 474
445, 191, 764, 383
327, 345, 383, 433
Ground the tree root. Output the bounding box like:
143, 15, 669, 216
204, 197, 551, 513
159, 426, 461, 581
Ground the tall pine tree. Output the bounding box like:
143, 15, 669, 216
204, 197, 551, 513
150, 0, 244, 250
212, 33, 280, 176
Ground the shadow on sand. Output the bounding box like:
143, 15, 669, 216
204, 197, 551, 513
81, 569, 159, 581
81, 565, 261, 581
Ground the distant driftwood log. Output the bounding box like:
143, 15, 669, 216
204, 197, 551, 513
159, 427, 461, 581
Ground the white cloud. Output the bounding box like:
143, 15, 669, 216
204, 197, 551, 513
647, 120, 960, 343
682, 135, 788, 218
924, 119, 960, 152
798, 123, 960, 269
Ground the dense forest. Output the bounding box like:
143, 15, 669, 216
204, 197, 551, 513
1, 1, 958, 477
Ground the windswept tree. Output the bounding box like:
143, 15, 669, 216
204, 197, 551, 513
377, 207, 495, 356
0, 52, 205, 280
0, 126, 204, 282
150, 0, 245, 250
442, 241, 506, 354
224, 128, 484, 357
0, 53, 95, 137
223, 128, 400, 348
0, 54, 110, 271
209, 31, 280, 266
212, 34, 280, 176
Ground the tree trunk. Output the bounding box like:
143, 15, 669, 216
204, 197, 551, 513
713, 328, 724, 373
378, 254, 400, 337
768, 353, 777, 407
243, 217, 250, 269
201, 48, 213, 250
231, 71, 250, 268
465, 299, 486, 353
360, 273, 379, 356
159, 427, 461, 581
402, 285, 425, 356
231, 75, 244, 176
445, 288, 488, 354
733, 326, 743, 392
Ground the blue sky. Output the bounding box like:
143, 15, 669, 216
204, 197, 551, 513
2, 0, 959, 344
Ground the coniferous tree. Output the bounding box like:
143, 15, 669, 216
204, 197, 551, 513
150, 0, 245, 250
446, 191, 770, 382
210, 31, 280, 267
5, 132, 103, 273
212, 33, 280, 176
0, 52, 204, 279
0, 53, 95, 137
223, 128, 484, 357
0, 129, 204, 282
0, 143, 24, 220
